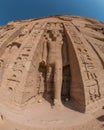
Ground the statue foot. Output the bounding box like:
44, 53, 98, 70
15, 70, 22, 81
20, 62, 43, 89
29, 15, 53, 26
52, 99, 64, 110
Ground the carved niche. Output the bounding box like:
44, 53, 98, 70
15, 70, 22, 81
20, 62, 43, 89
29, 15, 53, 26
37, 22, 71, 102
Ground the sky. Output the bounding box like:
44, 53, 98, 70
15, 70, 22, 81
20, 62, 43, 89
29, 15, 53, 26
0, 0, 104, 25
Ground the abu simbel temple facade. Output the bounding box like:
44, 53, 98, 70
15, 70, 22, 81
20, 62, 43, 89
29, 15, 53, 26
0, 15, 104, 114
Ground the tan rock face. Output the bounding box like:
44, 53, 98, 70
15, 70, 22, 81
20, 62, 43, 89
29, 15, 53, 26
0, 15, 104, 112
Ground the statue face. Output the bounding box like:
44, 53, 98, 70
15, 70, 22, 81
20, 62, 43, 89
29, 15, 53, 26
46, 30, 63, 44
52, 30, 59, 37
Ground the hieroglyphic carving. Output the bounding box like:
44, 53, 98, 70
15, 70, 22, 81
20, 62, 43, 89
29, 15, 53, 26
0, 16, 103, 113
0, 24, 32, 71
94, 42, 104, 54
64, 22, 101, 104
0, 25, 28, 63
85, 24, 104, 34
46, 22, 63, 30
4, 24, 15, 31
84, 38, 104, 69
0, 25, 15, 42
0, 22, 46, 103
6, 25, 42, 85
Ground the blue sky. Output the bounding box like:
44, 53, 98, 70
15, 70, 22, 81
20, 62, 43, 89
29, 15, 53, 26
0, 0, 104, 25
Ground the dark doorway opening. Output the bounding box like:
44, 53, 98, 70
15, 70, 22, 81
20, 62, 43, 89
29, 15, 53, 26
61, 64, 71, 102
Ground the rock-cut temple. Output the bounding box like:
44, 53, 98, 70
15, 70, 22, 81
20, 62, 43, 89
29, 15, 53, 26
0, 15, 104, 113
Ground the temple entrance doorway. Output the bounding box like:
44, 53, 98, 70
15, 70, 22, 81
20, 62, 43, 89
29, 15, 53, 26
61, 64, 71, 103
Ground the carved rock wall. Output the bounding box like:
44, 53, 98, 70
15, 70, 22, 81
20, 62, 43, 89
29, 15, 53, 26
0, 15, 104, 112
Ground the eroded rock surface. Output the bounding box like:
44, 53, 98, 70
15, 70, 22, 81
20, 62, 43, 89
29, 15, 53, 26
0, 15, 104, 115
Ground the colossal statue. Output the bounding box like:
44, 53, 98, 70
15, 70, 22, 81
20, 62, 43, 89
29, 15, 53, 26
41, 30, 63, 107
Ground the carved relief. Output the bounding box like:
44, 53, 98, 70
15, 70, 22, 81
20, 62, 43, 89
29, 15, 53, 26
19, 28, 29, 37
64, 23, 101, 104
46, 22, 63, 30
85, 24, 104, 34
37, 22, 71, 106
8, 23, 46, 103
4, 24, 15, 31
94, 42, 104, 54
42, 27, 64, 105
0, 16, 103, 113
0, 25, 15, 42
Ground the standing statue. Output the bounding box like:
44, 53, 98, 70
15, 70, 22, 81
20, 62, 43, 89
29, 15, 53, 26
41, 30, 63, 108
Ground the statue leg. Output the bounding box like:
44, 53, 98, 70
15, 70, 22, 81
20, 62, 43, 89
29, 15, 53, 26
54, 63, 63, 107
46, 65, 53, 99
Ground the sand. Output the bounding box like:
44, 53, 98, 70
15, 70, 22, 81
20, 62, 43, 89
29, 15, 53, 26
0, 98, 103, 130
